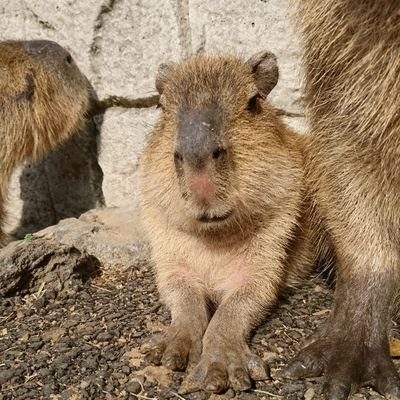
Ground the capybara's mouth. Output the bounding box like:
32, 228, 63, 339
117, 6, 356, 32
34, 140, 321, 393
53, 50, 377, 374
197, 209, 233, 223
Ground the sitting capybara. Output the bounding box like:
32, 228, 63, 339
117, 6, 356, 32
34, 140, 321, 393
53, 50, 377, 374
139, 51, 321, 393
0, 40, 89, 246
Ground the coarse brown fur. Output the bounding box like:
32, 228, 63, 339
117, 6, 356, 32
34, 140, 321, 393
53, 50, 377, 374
0, 40, 89, 246
139, 52, 318, 393
284, 1, 400, 399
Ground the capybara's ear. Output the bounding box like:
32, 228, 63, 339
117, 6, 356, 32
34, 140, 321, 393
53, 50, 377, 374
155, 61, 176, 94
246, 51, 279, 98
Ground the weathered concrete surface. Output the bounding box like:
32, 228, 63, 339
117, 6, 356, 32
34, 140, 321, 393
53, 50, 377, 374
189, 0, 304, 114
1, 0, 305, 236
96, 108, 159, 208
91, 0, 183, 99
0, 207, 150, 297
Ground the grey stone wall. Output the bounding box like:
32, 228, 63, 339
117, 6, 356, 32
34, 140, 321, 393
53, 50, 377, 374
1, 0, 305, 236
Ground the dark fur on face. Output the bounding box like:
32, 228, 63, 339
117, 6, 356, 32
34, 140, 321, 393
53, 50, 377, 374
144, 53, 298, 236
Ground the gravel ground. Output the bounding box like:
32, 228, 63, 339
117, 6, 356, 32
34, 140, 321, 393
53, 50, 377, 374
0, 261, 398, 400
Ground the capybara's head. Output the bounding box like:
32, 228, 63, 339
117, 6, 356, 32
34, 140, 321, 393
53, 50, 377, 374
141, 52, 302, 234
0, 40, 90, 159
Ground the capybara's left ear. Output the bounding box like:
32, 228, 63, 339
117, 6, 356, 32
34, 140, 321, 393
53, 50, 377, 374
155, 61, 176, 94
246, 51, 279, 98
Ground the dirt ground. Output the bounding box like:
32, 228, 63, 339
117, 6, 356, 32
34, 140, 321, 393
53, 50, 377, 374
0, 259, 398, 400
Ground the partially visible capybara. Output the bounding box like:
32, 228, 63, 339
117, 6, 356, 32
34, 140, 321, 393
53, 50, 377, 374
0, 40, 89, 246
284, 2, 400, 399
139, 51, 319, 393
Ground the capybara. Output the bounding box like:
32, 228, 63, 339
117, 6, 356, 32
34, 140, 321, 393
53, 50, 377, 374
284, 2, 400, 399
139, 51, 318, 393
0, 40, 89, 246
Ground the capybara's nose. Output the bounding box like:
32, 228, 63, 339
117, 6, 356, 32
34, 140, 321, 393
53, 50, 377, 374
22, 40, 74, 66
176, 108, 227, 170
174, 144, 227, 171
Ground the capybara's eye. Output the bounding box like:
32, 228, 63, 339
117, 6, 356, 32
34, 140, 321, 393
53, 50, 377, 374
246, 95, 259, 113
212, 147, 227, 161
66, 54, 73, 65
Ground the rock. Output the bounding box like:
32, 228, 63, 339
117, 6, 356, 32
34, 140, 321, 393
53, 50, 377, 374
38, 207, 150, 269
222, 389, 235, 398
0, 207, 150, 298
0, 239, 100, 297
304, 387, 315, 400
97, 332, 113, 342
0, 369, 14, 385
125, 381, 142, 394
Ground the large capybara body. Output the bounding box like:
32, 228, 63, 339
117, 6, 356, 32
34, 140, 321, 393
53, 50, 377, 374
139, 52, 318, 393
284, 2, 400, 399
0, 40, 89, 246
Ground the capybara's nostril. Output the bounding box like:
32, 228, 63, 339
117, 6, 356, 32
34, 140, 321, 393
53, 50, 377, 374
177, 142, 225, 170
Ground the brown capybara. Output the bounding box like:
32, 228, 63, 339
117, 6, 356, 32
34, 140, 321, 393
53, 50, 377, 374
138, 51, 318, 393
284, 2, 400, 399
0, 40, 89, 247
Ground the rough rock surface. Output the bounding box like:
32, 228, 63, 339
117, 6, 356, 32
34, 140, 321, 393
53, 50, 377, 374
0, 208, 399, 399
0, 207, 149, 297
0, 239, 99, 298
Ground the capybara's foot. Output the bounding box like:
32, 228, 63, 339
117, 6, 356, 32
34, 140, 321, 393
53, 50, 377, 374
145, 326, 202, 372
180, 340, 269, 394
284, 334, 400, 400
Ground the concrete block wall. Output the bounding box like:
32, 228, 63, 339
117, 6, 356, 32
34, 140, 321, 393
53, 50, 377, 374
1, 0, 305, 236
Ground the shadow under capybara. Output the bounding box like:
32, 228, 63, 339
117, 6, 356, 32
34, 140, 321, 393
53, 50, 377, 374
0, 40, 90, 247
139, 51, 320, 393
283, 2, 400, 399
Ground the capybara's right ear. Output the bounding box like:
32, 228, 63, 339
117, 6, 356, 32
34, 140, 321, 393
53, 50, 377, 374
246, 51, 279, 98
155, 62, 176, 94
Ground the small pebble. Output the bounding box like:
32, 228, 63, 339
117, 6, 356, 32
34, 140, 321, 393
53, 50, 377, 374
97, 332, 113, 341
304, 387, 315, 400
125, 381, 142, 394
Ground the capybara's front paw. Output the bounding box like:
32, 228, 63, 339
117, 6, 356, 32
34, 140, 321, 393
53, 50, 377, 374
145, 326, 202, 372
284, 335, 400, 400
180, 340, 269, 394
